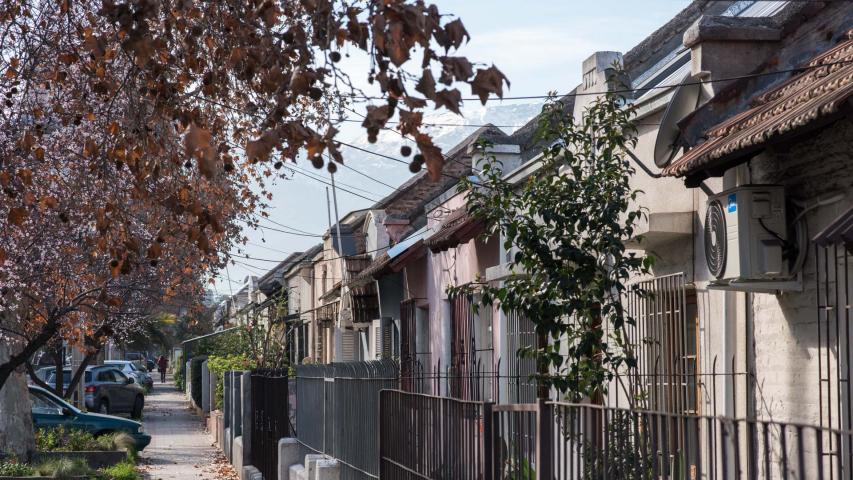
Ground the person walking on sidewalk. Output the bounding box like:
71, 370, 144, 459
157, 355, 168, 383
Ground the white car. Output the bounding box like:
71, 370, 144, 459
104, 360, 153, 390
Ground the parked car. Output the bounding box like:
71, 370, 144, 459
104, 360, 154, 391
123, 352, 154, 372
31, 365, 64, 384
46, 366, 146, 418
29, 385, 151, 451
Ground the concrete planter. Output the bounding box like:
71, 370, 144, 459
0, 477, 88, 479
32, 450, 128, 469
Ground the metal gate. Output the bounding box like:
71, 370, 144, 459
400, 298, 418, 392
816, 239, 853, 477
450, 293, 477, 399
250, 369, 289, 480
506, 310, 537, 404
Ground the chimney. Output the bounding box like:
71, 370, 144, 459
383, 215, 411, 245
573, 51, 624, 118
469, 143, 522, 176
684, 16, 781, 94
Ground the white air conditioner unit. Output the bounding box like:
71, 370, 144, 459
370, 318, 393, 360
705, 185, 788, 285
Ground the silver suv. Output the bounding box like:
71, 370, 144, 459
45, 365, 146, 418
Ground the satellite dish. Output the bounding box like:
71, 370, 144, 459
653, 73, 702, 168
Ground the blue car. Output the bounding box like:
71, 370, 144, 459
29, 385, 151, 451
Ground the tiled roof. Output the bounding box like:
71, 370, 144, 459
663, 30, 853, 179
424, 208, 485, 253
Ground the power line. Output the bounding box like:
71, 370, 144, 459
257, 217, 321, 236
285, 165, 383, 203
340, 58, 853, 102
285, 162, 382, 198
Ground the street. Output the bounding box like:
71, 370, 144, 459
139, 376, 237, 480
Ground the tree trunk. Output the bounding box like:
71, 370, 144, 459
0, 340, 35, 461
52, 348, 64, 397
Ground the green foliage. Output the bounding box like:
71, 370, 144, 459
174, 353, 185, 391
193, 329, 252, 358
99, 460, 141, 480
577, 412, 654, 480
455, 91, 652, 400
34, 456, 92, 479
207, 355, 256, 410
36, 426, 119, 452
0, 459, 35, 476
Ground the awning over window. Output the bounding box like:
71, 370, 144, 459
316, 301, 339, 324
351, 281, 380, 324
424, 208, 485, 253
348, 252, 392, 288
664, 31, 853, 184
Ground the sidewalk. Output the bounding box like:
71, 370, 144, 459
139, 375, 237, 480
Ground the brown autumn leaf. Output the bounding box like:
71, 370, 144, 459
184, 124, 217, 178
147, 243, 162, 260
442, 19, 470, 50
0, 247, 5, 265
83, 138, 99, 157
361, 105, 392, 131
433, 88, 462, 115
415, 133, 444, 181
17, 168, 33, 185
416, 69, 436, 99
8, 207, 28, 226
471, 66, 510, 105
398, 109, 423, 137
39, 196, 58, 210
440, 57, 473, 84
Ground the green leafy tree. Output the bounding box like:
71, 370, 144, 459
455, 92, 652, 401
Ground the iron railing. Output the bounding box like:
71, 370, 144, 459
380, 389, 490, 480
295, 360, 398, 480
250, 369, 290, 480
401, 357, 537, 404
379, 388, 853, 479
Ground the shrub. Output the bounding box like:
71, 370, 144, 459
207, 354, 256, 410
99, 460, 141, 480
36, 426, 118, 452
174, 353, 185, 390
0, 459, 35, 476
34, 456, 92, 478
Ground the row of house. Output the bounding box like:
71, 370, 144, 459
215, 0, 853, 444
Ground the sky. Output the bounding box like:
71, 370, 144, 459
214, 0, 692, 295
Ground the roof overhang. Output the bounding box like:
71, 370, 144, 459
663, 30, 853, 186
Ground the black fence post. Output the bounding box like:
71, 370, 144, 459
483, 402, 495, 480
536, 398, 552, 480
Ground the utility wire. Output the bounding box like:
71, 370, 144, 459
341, 58, 853, 102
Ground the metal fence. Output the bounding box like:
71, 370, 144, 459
295, 360, 398, 480
380, 389, 853, 480
250, 369, 290, 480
380, 389, 490, 480
401, 357, 538, 405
